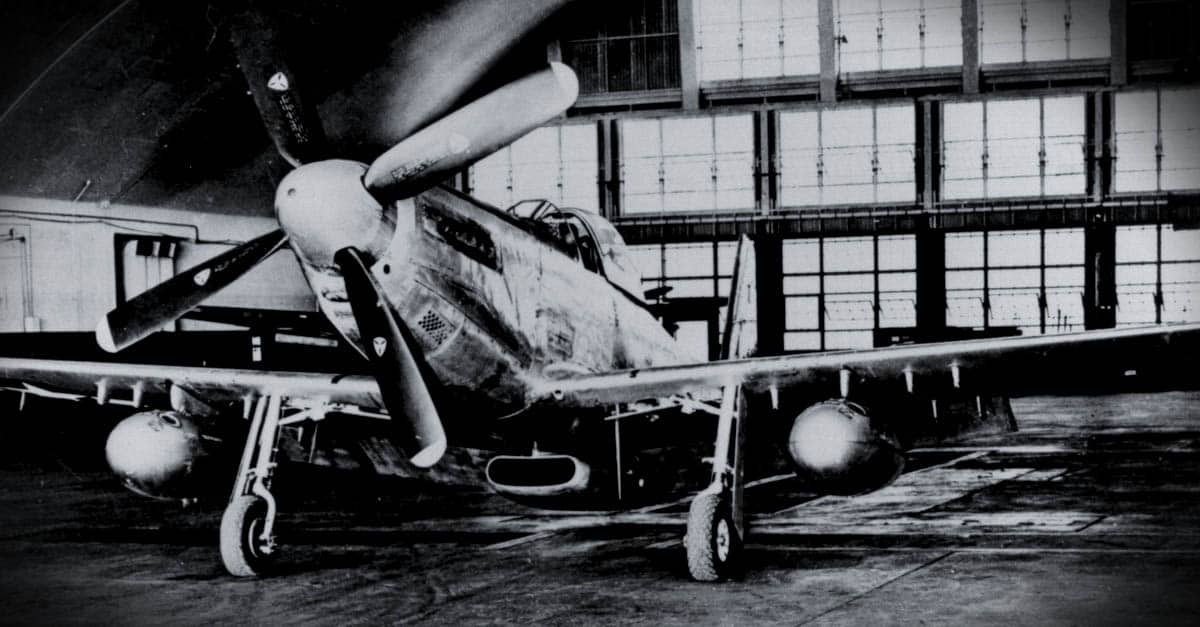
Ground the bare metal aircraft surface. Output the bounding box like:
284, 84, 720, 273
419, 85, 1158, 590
1, 0, 1198, 582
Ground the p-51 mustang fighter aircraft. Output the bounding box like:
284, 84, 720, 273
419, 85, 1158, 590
2, 0, 1198, 582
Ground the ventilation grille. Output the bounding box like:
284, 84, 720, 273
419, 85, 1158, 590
417, 309, 452, 348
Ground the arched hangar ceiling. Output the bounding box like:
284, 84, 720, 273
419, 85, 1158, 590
0, 0, 575, 215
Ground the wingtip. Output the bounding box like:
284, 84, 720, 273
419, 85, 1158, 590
409, 436, 447, 469
95, 318, 119, 353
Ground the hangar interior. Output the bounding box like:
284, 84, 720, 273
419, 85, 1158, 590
0, 0, 1198, 359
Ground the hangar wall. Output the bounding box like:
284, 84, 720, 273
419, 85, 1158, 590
0, 195, 311, 332
467, 0, 1200, 356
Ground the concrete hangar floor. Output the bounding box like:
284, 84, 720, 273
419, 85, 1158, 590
1, 392, 1198, 625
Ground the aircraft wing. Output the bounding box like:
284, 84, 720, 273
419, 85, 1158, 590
0, 358, 382, 412
529, 323, 1200, 409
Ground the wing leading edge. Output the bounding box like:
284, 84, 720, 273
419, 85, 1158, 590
0, 358, 382, 410
530, 323, 1200, 409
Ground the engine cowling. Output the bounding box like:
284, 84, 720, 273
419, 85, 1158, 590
485, 453, 591, 499
105, 410, 207, 500
786, 400, 905, 495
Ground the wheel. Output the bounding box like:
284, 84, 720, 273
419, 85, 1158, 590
684, 491, 741, 582
220, 494, 274, 577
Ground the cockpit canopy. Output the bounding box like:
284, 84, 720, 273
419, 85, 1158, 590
507, 200, 643, 299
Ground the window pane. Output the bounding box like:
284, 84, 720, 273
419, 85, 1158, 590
880, 1, 923, 70
946, 232, 984, 268
1114, 90, 1160, 192
1116, 226, 1157, 264
943, 102, 985, 199
561, 124, 599, 210
786, 296, 820, 328
782, 1, 821, 75
628, 244, 663, 279
825, 273, 874, 294
988, 231, 1040, 267
779, 110, 822, 207
825, 330, 874, 349
825, 294, 875, 329
697, 0, 741, 80
783, 238, 821, 273
470, 147, 513, 208
879, 289, 917, 327
824, 236, 875, 272
837, 0, 882, 72
878, 235, 916, 270
664, 243, 714, 277
785, 331, 822, 350
1162, 225, 1200, 262
742, 0, 783, 78
925, 0, 964, 66
1042, 96, 1086, 195
1025, 0, 1068, 62
784, 275, 821, 294
981, 0, 1024, 64
987, 98, 1041, 197
1069, 0, 1110, 59
1160, 88, 1200, 191
1044, 228, 1085, 265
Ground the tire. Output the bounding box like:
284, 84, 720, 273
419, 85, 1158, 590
220, 494, 274, 577
684, 491, 741, 582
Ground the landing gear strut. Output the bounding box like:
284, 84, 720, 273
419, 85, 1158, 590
220, 395, 285, 577
685, 385, 746, 581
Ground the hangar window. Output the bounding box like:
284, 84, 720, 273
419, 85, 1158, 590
1114, 88, 1200, 193
1116, 225, 1200, 325
980, 0, 1110, 64
634, 240, 736, 356
942, 95, 1086, 200
470, 124, 599, 211
836, 0, 962, 73
946, 229, 1085, 335
783, 234, 916, 351
696, 0, 820, 81
620, 113, 754, 214
562, 0, 681, 95
778, 103, 914, 208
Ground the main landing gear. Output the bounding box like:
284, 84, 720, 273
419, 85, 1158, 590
219, 395, 294, 577
684, 385, 746, 581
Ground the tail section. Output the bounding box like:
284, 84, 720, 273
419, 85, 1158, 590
720, 235, 757, 360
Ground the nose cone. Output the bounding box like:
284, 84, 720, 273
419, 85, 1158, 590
275, 159, 398, 268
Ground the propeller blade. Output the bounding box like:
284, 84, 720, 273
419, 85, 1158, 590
335, 247, 447, 468
322, 0, 576, 151
363, 62, 578, 200
96, 230, 288, 353
228, 8, 328, 166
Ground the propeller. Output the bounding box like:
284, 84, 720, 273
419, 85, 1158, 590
96, 4, 581, 469
334, 247, 446, 467
96, 229, 288, 353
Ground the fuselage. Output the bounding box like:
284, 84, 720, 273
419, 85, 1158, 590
276, 163, 696, 418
